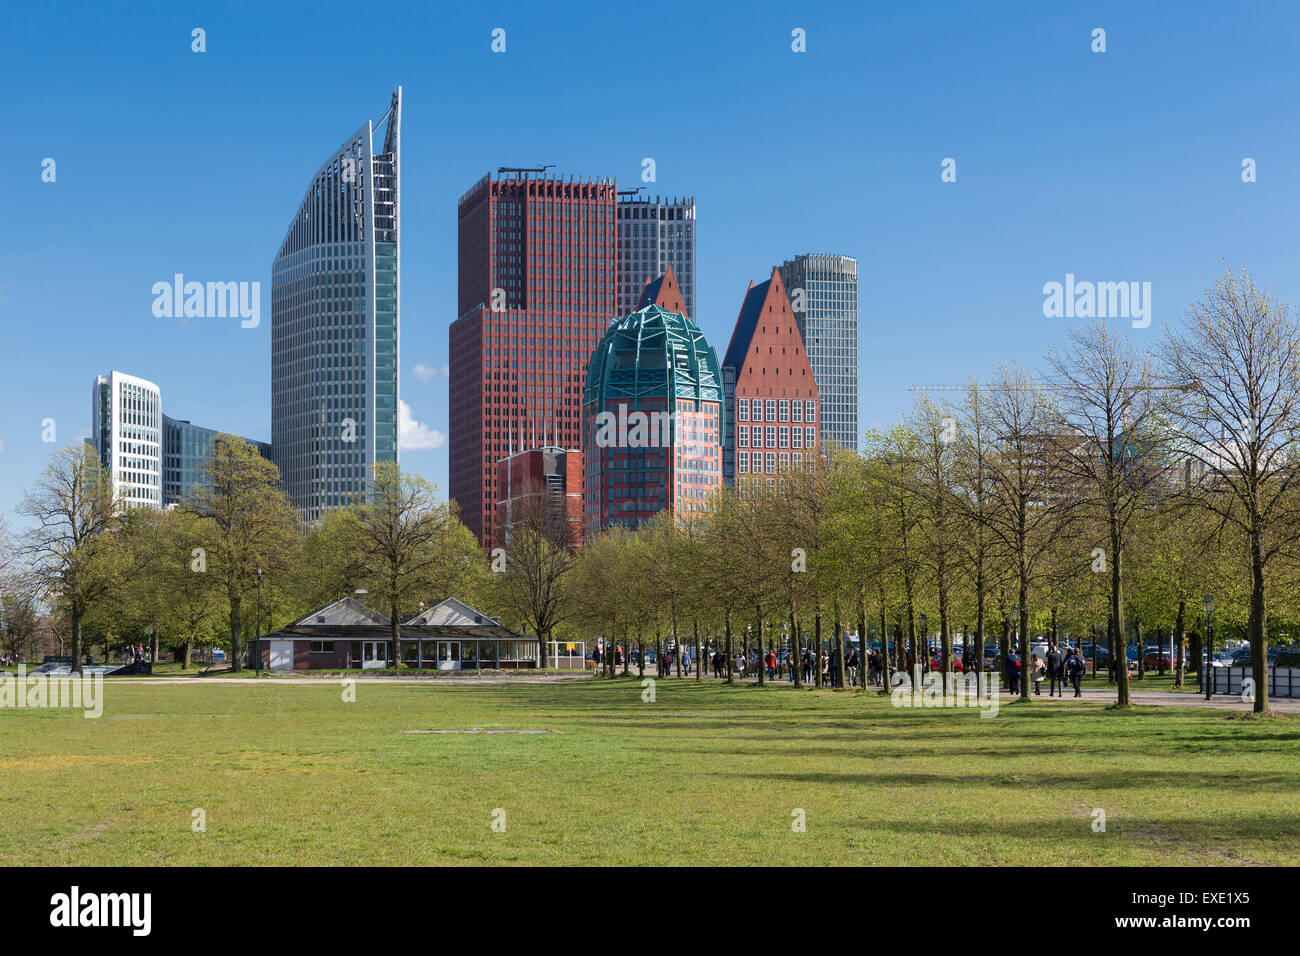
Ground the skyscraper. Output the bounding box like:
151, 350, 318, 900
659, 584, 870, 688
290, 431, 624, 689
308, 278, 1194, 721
449, 170, 617, 546
617, 194, 695, 319
91, 371, 163, 509
162, 417, 271, 505
272, 89, 401, 521
90, 371, 269, 509
582, 298, 724, 534
778, 254, 858, 452
721, 269, 820, 485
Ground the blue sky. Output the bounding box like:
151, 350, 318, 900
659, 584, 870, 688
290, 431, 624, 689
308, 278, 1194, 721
3, 0, 1298, 520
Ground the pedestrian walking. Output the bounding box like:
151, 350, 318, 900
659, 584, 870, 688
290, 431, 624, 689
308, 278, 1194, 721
1047, 644, 1065, 697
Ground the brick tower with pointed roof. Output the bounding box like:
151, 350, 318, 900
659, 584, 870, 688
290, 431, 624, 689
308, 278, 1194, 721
721, 267, 820, 484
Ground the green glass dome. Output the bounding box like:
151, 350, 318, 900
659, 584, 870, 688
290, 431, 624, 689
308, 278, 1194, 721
583, 304, 723, 408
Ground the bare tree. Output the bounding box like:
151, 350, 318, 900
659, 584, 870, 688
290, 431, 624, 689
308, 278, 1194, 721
1045, 319, 1166, 705
18, 444, 122, 674
980, 362, 1079, 701
352, 462, 480, 668
1161, 266, 1300, 713
491, 478, 577, 668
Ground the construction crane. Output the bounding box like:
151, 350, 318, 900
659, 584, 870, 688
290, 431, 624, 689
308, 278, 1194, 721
908, 382, 1198, 393
497, 164, 555, 176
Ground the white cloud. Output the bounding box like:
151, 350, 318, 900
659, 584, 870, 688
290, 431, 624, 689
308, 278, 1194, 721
398, 400, 445, 451
0, 437, 6, 454
411, 362, 448, 383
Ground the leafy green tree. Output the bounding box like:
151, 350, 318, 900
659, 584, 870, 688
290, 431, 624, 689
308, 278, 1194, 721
186, 436, 298, 672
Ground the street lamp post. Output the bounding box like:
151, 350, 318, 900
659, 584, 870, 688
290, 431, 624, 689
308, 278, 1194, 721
255, 568, 263, 676
1203, 592, 1215, 700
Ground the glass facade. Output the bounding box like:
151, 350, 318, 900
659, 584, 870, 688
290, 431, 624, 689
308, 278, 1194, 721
617, 196, 696, 319
778, 254, 859, 452
162, 416, 271, 505
272, 89, 401, 521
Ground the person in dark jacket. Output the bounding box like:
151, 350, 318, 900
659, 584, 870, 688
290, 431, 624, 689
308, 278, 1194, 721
1004, 651, 1019, 694
1066, 647, 1085, 697
1047, 645, 1065, 697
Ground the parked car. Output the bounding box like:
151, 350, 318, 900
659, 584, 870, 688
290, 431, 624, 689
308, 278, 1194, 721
1142, 650, 1174, 669
928, 652, 964, 672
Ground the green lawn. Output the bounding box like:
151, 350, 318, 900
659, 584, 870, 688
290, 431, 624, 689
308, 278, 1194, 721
1, 675, 1296, 865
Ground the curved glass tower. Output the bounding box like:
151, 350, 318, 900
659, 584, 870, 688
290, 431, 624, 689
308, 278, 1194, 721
582, 304, 724, 533
272, 89, 401, 521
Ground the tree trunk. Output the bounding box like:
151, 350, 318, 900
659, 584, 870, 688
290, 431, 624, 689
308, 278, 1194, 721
856, 597, 867, 690
1111, 526, 1130, 705
71, 611, 84, 676
724, 608, 734, 685
974, 584, 985, 699
832, 602, 845, 689
1018, 581, 1030, 701
391, 600, 401, 670
1174, 599, 1186, 688
1250, 535, 1269, 713
182, 639, 194, 670
790, 605, 802, 689
879, 603, 892, 693
1135, 619, 1144, 680
813, 612, 823, 688
693, 618, 701, 682
229, 594, 243, 673
755, 609, 765, 686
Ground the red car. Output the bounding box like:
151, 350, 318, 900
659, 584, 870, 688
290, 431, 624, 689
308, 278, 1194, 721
928, 654, 964, 672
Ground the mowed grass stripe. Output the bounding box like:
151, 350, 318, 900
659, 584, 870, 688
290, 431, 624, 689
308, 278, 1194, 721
0, 678, 1295, 865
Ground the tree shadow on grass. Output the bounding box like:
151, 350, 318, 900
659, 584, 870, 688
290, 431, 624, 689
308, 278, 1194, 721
711, 767, 1300, 793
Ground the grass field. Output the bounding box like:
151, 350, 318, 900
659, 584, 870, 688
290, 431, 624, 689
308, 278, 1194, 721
1, 675, 1296, 865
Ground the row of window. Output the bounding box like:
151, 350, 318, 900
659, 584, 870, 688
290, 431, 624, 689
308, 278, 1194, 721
737, 399, 815, 423
737, 451, 806, 474
737, 425, 815, 450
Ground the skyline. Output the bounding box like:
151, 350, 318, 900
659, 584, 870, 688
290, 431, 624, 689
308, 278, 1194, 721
4, 1, 1300, 525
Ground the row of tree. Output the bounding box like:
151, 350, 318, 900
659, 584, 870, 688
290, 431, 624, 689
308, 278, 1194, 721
4, 442, 486, 673
500, 266, 1300, 715
4, 266, 1297, 717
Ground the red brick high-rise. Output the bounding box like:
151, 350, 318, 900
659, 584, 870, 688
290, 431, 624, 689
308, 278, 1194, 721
449, 171, 617, 545
722, 267, 820, 484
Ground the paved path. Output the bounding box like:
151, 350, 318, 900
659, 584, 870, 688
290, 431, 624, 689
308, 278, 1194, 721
639, 671, 1300, 712
99, 670, 1300, 711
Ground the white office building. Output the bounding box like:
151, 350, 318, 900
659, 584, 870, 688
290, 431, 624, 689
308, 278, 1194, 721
91, 371, 163, 509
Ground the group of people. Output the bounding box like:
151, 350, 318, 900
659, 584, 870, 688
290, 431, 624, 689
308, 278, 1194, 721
598, 639, 1088, 698
1027, 645, 1087, 697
